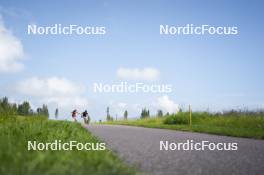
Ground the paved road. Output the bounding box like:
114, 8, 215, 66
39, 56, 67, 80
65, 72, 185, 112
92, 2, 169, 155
86, 125, 264, 175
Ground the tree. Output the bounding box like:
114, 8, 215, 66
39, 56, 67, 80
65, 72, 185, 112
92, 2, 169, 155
0, 96, 49, 118
124, 110, 128, 120
140, 108, 150, 119
42, 104, 49, 117
18, 101, 31, 116
36, 104, 49, 117
11, 103, 17, 115
157, 110, 163, 117
1, 97, 9, 109
29, 109, 34, 115
106, 106, 110, 120
0, 97, 17, 117
37, 107, 42, 115
55, 108, 59, 119
106, 107, 113, 121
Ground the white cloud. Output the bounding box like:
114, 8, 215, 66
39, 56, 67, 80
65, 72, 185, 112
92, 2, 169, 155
0, 16, 25, 73
117, 67, 160, 81
117, 102, 127, 108
106, 96, 178, 119
106, 101, 140, 118
17, 77, 84, 97
43, 96, 89, 109
156, 95, 179, 114
16, 77, 88, 110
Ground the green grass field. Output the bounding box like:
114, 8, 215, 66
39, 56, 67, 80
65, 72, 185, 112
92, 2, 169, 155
0, 116, 137, 175
104, 111, 264, 139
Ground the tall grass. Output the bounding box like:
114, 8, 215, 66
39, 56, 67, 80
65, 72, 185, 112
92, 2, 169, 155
0, 116, 137, 175
104, 111, 264, 139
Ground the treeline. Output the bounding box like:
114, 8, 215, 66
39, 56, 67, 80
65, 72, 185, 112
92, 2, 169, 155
105, 106, 264, 122
105, 107, 171, 121
140, 108, 170, 118
0, 97, 49, 117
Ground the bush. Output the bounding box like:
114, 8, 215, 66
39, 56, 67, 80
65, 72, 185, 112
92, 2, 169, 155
164, 112, 189, 125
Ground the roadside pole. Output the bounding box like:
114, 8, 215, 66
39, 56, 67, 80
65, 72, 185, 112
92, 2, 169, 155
189, 104, 192, 127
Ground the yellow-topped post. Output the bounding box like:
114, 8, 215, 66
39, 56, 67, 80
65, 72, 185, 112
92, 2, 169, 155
189, 104, 192, 127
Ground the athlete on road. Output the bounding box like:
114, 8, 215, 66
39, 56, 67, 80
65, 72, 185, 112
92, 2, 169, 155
71, 109, 78, 122
81, 110, 90, 124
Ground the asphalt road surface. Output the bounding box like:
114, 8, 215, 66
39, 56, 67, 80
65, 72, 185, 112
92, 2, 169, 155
86, 125, 264, 175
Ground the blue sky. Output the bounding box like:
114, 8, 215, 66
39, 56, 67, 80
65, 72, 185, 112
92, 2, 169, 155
0, 0, 264, 120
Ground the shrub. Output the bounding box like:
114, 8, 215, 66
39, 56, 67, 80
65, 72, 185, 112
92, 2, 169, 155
164, 112, 189, 125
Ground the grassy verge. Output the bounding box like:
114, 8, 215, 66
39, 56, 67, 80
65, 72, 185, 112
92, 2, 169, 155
104, 112, 264, 139
0, 116, 137, 175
